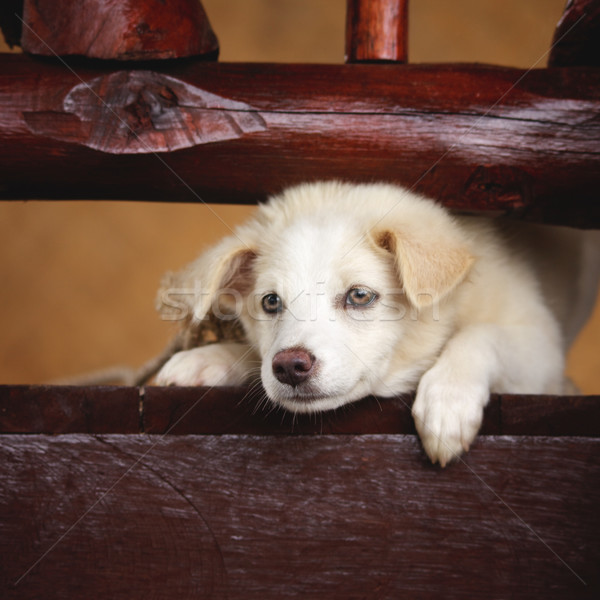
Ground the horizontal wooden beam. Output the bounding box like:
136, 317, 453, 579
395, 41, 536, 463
1, 385, 599, 437
0, 55, 599, 226
1, 433, 599, 598
2, 387, 598, 596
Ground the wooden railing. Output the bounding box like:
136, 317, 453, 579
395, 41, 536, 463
1, 1, 599, 598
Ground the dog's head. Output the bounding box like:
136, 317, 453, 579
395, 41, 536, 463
160, 182, 474, 412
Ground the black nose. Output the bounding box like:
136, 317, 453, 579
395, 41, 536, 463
272, 348, 315, 387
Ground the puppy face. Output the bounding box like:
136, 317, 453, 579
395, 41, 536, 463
241, 218, 409, 412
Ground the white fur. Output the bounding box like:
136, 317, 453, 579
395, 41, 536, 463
156, 343, 253, 387
156, 182, 600, 466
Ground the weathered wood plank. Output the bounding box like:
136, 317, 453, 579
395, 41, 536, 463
0, 55, 598, 226
142, 385, 420, 436
1, 434, 598, 599
142, 387, 600, 437
1, 385, 599, 437
499, 394, 600, 436
0, 385, 140, 434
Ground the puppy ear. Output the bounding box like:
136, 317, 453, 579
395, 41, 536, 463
157, 235, 256, 324
373, 228, 474, 308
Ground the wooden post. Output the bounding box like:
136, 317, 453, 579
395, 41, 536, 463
19, 0, 219, 60
548, 0, 600, 67
345, 0, 408, 62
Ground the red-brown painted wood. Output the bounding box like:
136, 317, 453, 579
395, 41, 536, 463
1, 433, 598, 599
0, 55, 599, 227
20, 0, 219, 60
345, 0, 408, 63
549, 0, 600, 67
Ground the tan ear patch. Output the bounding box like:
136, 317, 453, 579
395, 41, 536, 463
375, 229, 474, 307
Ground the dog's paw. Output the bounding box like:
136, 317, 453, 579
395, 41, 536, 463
155, 344, 251, 387
412, 369, 488, 467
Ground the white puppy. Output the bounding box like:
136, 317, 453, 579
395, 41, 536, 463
156, 182, 599, 466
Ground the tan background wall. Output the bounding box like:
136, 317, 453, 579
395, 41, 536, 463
0, 0, 598, 391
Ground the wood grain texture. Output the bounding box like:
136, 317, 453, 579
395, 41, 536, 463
1, 385, 599, 437
0, 55, 599, 226
1, 434, 598, 599
142, 388, 600, 437
345, 0, 408, 63
20, 0, 219, 60
549, 0, 600, 67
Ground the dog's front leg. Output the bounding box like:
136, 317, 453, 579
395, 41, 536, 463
411, 328, 490, 467
411, 321, 563, 466
155, 342, 257, 387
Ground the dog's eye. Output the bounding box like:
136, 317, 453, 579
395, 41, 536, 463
345, 287, 377, 307
261, 293, 283, 314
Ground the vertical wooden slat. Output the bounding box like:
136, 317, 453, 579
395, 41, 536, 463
345, 0, 408, 63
